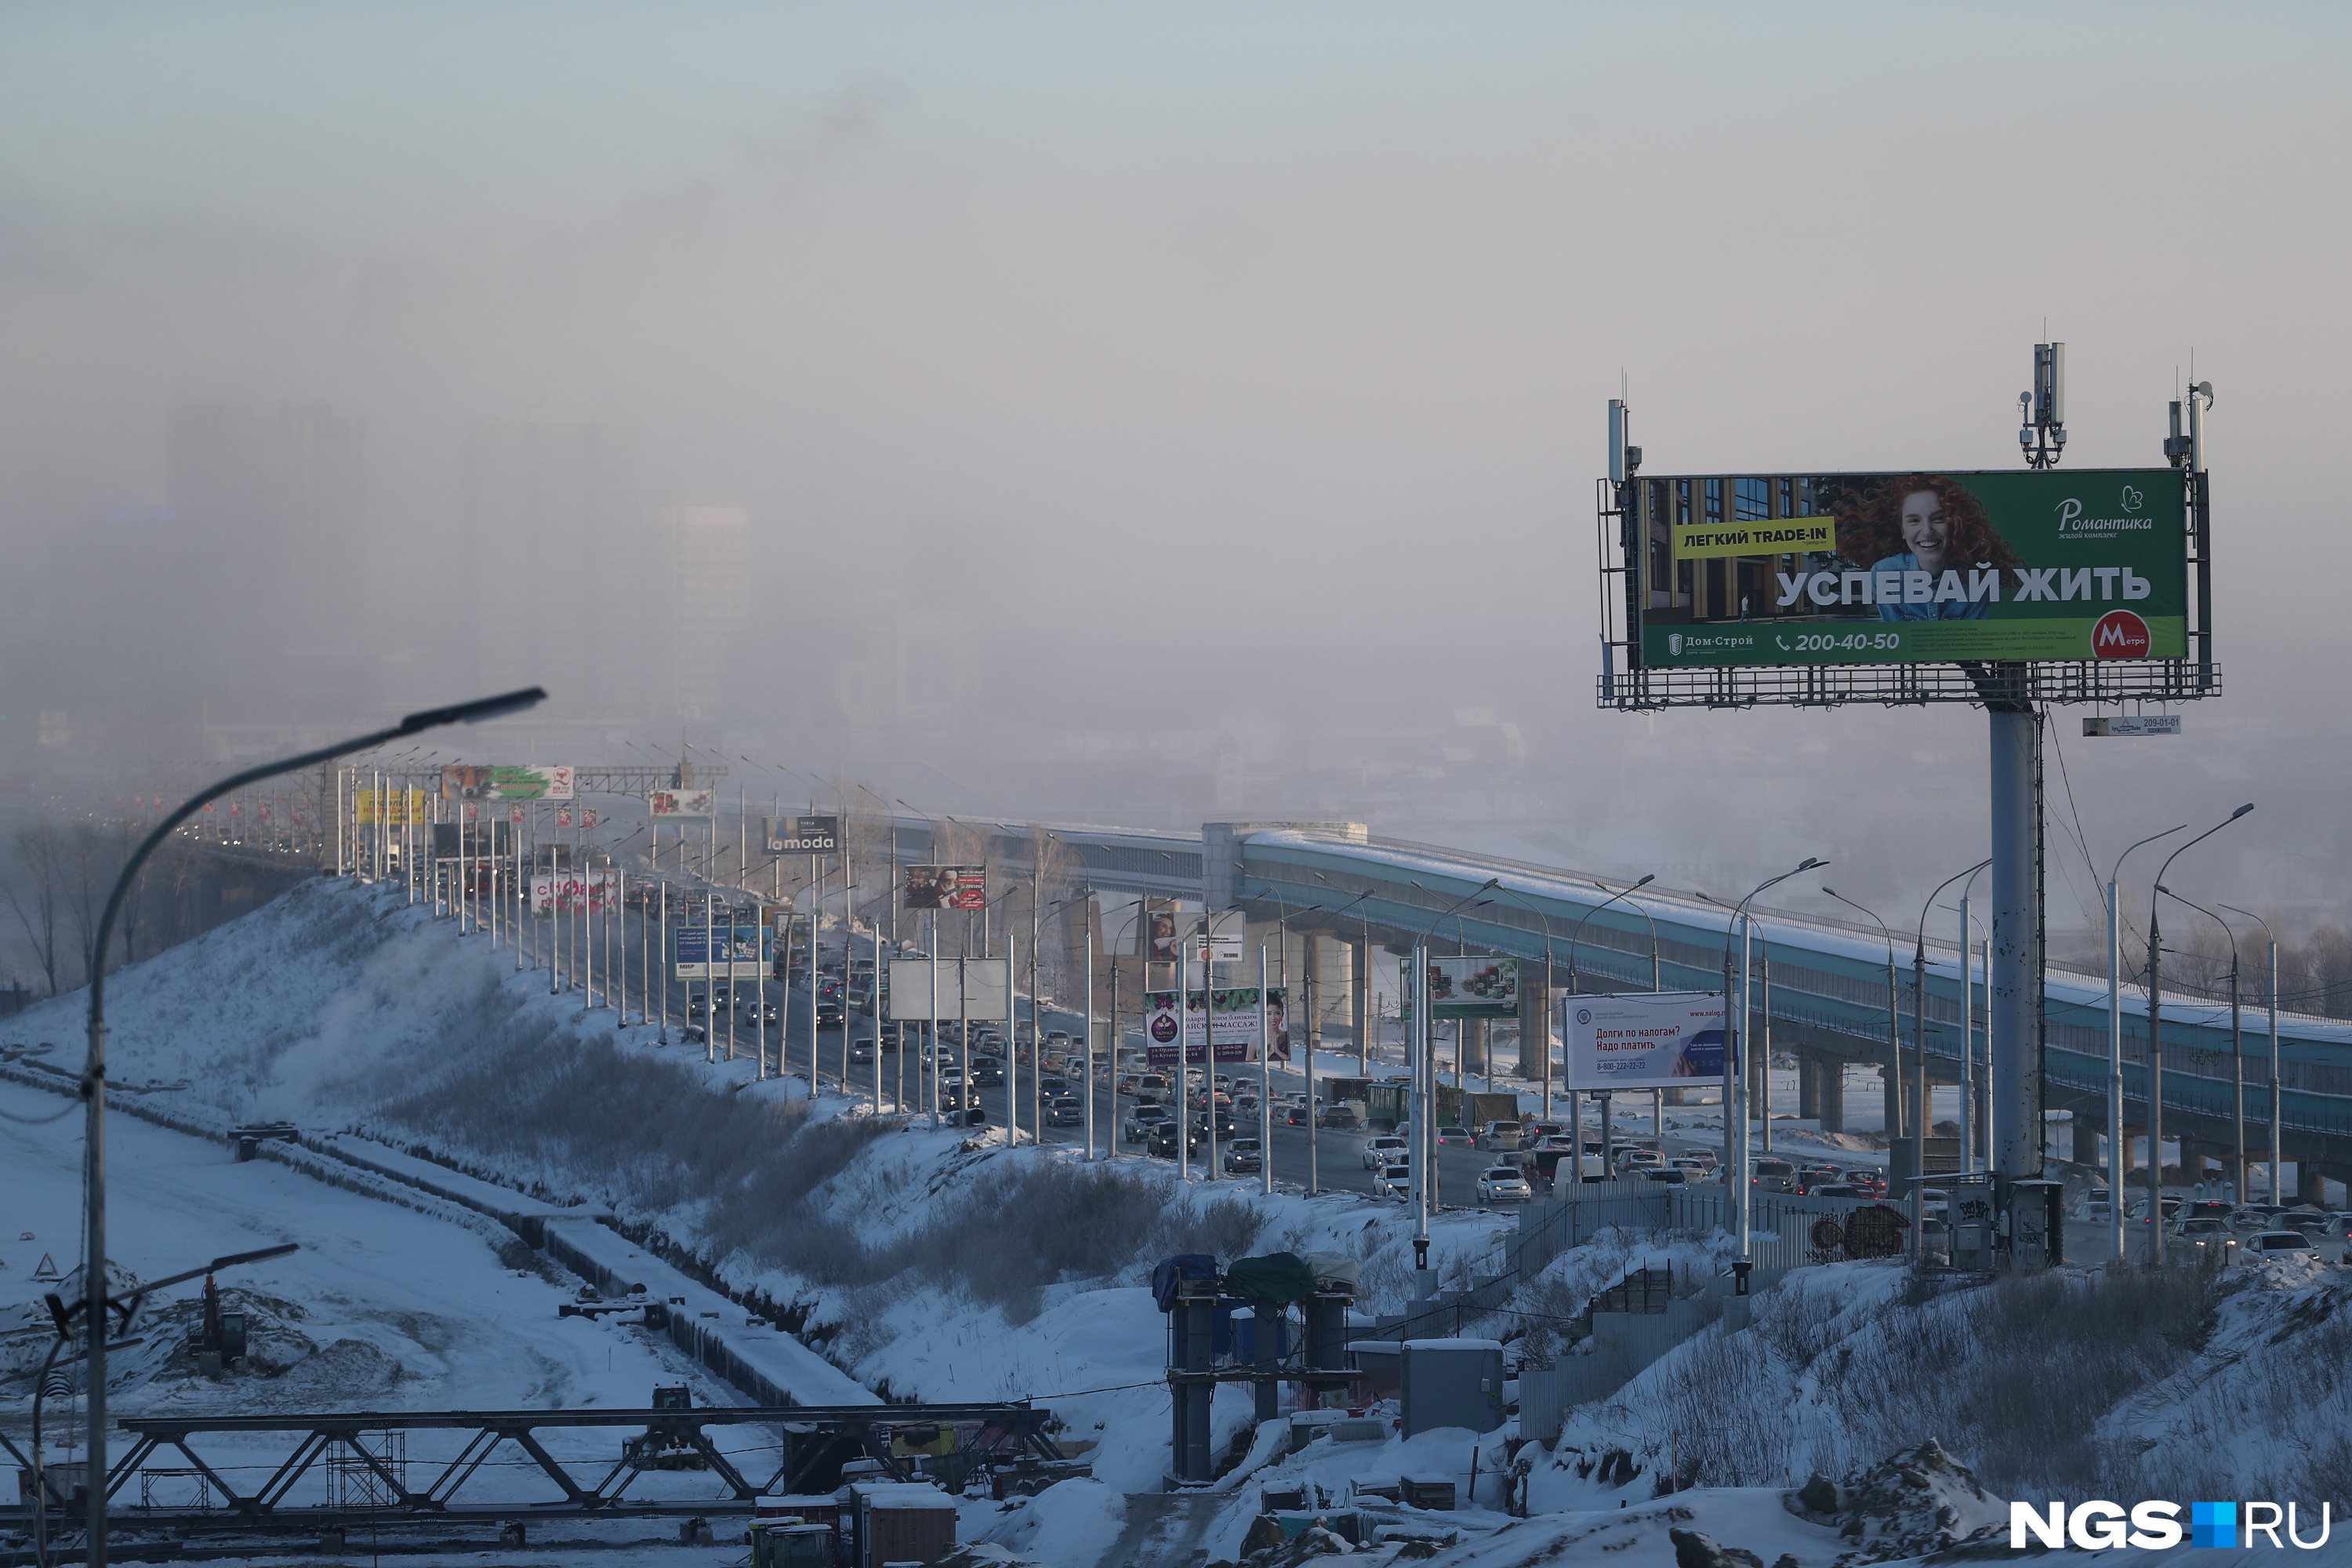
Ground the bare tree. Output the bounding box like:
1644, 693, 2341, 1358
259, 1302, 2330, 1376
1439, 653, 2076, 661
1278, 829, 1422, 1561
1, 822, 68, 996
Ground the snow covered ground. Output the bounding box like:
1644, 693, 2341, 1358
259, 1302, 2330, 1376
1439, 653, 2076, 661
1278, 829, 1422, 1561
9, 879, 2348, 1567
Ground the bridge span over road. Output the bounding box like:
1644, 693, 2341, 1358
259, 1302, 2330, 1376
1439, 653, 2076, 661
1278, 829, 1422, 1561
885, 815, 2352, 1203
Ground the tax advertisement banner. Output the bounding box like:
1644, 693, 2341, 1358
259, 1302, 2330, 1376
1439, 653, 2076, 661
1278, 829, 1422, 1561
1565, 991, 1730, 1089
1640, 468, 2187, 668
1142, 986, 1288, 1065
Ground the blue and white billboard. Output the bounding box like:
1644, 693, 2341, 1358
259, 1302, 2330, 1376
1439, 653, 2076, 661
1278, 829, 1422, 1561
1564, 990, 1728, 1090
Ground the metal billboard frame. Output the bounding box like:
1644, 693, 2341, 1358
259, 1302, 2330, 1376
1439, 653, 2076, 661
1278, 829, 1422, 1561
1593, 468, 2220, 712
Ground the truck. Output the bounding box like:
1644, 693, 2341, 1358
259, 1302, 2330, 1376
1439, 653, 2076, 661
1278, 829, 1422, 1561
845, 1479, 958, 1567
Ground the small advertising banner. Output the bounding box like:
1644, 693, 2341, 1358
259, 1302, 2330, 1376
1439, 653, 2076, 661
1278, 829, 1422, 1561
1142, 986, 1287, 1065
674, 924, 769, 979
1565, 990, 1730, 1089
531, 869, 619, 916
1405, 956, 1521, 1019
1190, 913, 1246, 965
905, 865, 986, 910
765, 815, 840, 854
648, 789, 717, 818
443, 764, 574, 800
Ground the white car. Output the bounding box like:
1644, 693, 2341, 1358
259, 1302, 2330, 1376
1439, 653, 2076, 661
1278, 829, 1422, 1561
1375, 1162, 1413, 1200
2243, 1231, 2320, 1264
1362, 1135, 1408, 1171
1476, 1167, 1532, 1203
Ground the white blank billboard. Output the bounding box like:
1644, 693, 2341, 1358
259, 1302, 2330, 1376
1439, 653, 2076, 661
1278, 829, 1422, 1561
887, 957, 1011, 1020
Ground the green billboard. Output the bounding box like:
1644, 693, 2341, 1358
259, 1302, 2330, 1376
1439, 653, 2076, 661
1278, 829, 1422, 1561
1639, 468, 2186, 668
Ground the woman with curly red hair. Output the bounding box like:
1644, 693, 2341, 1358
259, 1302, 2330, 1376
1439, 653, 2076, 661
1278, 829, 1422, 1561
1832, 474, 2022, 622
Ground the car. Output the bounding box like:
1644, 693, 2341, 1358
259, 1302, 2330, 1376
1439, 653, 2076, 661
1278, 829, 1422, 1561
1642, 1168, 1694, 1186
1435, 1125, 1472, 1147
1475, 1167, 1532, 1203
968, 1060, 1004, 1087
1809, 1183, 1863, 1199
1363, 1135, 1408, 1171
848, 1039, 877, 1065
1116, 1076, 1140, 1097
1285, 1104, 1313, 1127
816, 1001, 845, 1028
1223, 1138, 1264, 1174
1047, 1029, 1071, 1049
2229, 1206, 2278, 1232
1317, 1106, 1361, 1131
1679, 1147, 1719, 1171
2170, 1217, 2238, 1258
2242, 1230, 2318, 1264
1047, 1096, 1086, 1128
1479, 1121, 1524, 1153
1124, 1105, 1172, 1142
2078, 1200, 2114, 1225
939, 1065, 966, 1087
2280, 1210, 2331, 1237
1040, 1076, 1073, 1098
1751, 1158, 1798, 1195
687, 994, 710, 1019
757, 1002, 780, 1024
1375, 1162, 1413, 1200
1136, 1074, 1169, 1102
1145, 1122, 1185, 1159
2321, 1212, 2352, 1241
1526, 1121, 1565, 1142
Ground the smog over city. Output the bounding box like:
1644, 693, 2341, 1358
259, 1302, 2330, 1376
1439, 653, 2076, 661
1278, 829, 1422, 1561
4, 9, 2351, 1567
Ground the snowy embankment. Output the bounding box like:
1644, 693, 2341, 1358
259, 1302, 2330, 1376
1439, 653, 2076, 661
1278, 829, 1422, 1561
0, 880, 1515, 1489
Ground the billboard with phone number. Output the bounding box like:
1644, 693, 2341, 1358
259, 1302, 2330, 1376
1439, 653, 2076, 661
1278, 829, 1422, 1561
1142, 987, 1288, 1065
1565, 991, 1729, 1089
1642, 469, 2186, 668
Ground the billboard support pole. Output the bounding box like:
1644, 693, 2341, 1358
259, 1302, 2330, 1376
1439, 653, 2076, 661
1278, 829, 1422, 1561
1988, 707, 2043, 1182
1410, 942, 1430, 1266
1259, 946, 1272, 1196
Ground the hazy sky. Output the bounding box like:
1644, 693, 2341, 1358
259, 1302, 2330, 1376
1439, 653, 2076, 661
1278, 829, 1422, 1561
5, 2, 2348, 928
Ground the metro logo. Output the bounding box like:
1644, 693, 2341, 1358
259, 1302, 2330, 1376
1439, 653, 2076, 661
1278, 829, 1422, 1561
2091, 609, 2151, 659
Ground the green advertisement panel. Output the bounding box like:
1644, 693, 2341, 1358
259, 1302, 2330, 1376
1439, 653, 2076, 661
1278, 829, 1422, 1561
1640, 469, 2186, 668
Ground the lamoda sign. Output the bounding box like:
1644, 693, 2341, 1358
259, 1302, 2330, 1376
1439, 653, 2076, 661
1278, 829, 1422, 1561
1642, 468, 2187, 669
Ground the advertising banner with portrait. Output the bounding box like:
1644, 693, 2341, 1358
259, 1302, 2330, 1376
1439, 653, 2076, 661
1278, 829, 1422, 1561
1565, 991, 1730, 1090
1142, 986, 1288, 1065
1639, 468, 2187, 668
765, 815, 840, 854
904, 865, 985, 909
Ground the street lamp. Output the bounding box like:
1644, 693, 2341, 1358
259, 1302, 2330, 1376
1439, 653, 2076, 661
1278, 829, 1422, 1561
2144, 804, 2253, 1262
2220, 904, 2281, 1206
1719, 858, 1828, 1287
1823, 888, 1902, 1149
78, 687, 543, 1568
2103, 826, 2180, 1261
2157, 884, 2242, 1199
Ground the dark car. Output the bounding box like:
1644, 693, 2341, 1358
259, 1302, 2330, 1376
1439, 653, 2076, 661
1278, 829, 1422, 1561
1146, 1122, 1184, 1159
1040, 1076, 1073, 1098
1317, 1106, 1360, 1131
1047, 1097, 1085, 1128
1285, 1104, 1313, 1127
687, 995, 710, 1019
816, 1001, 845, 1028
968, 1060, 1004, 1087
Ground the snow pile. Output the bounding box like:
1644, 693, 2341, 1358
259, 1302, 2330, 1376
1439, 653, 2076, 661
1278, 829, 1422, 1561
1782, 1438, 2005, 1563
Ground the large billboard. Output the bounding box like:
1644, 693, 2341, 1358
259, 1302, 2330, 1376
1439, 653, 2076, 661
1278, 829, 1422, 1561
532, 869, 619, 916
765, 815, 840, 854
905, 865, 985, 910
1406, 956, 1521, 1019
1565, 991, 1728, 1089
354, 788, 430, 826
1142, 986, 1288, 1065
885, 958, 1011, 1018
675, 924, 769, 979
1638, 469, 2186, 668
442, 765, 575, 800
648, 789, 716, 818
